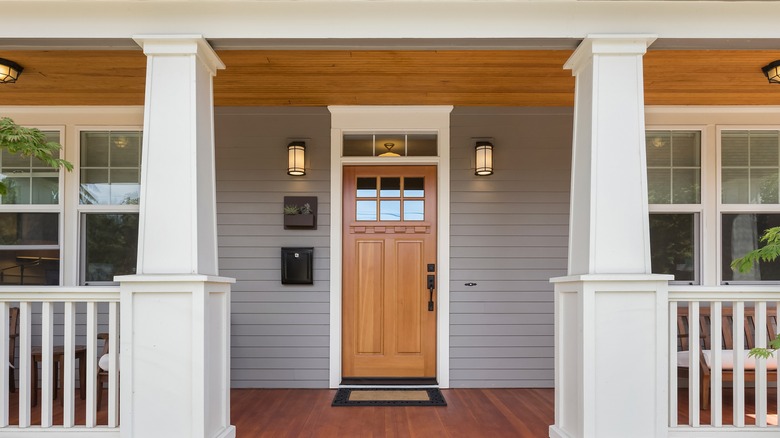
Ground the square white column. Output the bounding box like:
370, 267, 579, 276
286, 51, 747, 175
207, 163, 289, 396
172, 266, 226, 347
550, 35, 671, 438
119, 36, 234, 438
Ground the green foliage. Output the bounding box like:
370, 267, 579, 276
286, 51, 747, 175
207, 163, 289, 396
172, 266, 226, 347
730, 226, 780, 274
283, 205, 300, 215
732, 226, 780, 359
0, 117, 73, 195
300, 203, 312, 215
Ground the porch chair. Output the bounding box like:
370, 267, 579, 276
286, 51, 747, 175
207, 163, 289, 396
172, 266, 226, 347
9, 306, 19, 392
677, 307, 778, 410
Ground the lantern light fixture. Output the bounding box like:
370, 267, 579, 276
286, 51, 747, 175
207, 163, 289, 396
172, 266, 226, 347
287, 141, 306, 176
475, 141, 494, 176
0, 58, 23, 84
762, 60, 780, 84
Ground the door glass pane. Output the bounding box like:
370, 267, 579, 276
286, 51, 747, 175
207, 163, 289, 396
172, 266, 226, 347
404, 178, 425, 197
380, 178, 401, 197
356, 178, 377, 197
356, 201, 376, 221
403, 200, 424, 221
722, 213, 780, 282
649, 213, 696, 283
380, 200, 401, 221
84, 213, 139, 283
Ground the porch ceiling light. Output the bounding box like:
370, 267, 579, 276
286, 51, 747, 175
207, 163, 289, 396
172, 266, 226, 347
475, 141, 494, 176
0, 58, 23, 84
763, 60, 780, 84
287, 141, 306, 176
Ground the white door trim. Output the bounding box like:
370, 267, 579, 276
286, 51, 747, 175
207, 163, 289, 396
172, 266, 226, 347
328, 105, 453, 388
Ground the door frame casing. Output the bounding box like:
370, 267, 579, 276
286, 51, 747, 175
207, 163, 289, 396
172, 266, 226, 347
328, 106, 453, 388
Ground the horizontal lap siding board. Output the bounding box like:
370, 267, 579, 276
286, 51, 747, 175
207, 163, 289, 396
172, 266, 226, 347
215, 107, 331, 389
449, 107, 572, 388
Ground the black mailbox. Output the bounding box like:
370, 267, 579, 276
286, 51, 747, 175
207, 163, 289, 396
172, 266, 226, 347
281, 247, 314, 284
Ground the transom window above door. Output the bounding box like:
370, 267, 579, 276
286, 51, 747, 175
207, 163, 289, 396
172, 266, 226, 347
355, 176, 425, 221
343, 133, 437, 157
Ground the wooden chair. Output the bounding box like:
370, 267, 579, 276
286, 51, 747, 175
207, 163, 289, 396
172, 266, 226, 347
9, 307, 19, 393
677, 307, 779, 410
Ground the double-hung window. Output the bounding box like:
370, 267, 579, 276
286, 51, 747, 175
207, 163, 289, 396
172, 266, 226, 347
647, 130, 702, 285
79, 131, 141, 285
0, 130, 63, 285
720, 129, 780, 283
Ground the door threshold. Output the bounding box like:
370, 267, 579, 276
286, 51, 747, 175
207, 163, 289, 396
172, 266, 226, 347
340, 377, 438, 387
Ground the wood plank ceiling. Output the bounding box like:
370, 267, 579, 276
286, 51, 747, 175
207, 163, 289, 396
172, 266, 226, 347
0, 50, 778, 106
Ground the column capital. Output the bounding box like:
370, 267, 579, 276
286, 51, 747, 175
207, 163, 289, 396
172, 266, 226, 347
564, 34, 657, 75
133, 34, 225, 75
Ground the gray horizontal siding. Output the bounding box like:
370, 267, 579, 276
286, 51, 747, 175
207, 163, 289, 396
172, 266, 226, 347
215, 107, 331, 389
449, 107, 572, 388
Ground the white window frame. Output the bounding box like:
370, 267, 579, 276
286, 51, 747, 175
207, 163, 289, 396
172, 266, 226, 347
0, 125, 65, 286
716, 125, 780, 285
646, 125, 708, 286
75, 126, 142, 285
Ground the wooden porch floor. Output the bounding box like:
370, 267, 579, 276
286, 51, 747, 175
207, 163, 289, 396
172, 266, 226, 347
5, 387, 778, 436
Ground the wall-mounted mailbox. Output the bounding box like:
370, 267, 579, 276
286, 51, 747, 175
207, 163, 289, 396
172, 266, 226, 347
281, 247, 314, 285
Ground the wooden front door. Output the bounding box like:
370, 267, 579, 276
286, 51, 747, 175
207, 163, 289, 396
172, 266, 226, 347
342, 165, 437, 378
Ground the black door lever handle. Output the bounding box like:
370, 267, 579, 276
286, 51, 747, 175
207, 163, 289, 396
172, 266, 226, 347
427, 275, 435, 311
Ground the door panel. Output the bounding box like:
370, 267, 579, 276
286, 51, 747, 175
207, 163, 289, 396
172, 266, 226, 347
343, 165, 437, 378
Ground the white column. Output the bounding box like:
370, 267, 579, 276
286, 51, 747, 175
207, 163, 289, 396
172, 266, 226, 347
550, 35, 670, 438
119, 35, 235, 438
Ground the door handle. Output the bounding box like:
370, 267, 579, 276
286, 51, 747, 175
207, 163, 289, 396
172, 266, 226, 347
427, 274, 435, 311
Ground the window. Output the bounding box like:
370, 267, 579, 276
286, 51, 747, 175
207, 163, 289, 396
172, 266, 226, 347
82, 213, 139, 284
0, 213, 60, 285
721, 130, 780, 205
343, 133, 437, 157
649, 214, 698, 284
78, 130, 141, 284
721, 213, 780, 283
647, 130, 702, 284
80, 131, 141, 205
0, 131, 61, 205
646, 131, 701, 204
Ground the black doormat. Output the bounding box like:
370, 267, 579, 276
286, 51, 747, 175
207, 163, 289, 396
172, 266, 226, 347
332, 388, 447, 407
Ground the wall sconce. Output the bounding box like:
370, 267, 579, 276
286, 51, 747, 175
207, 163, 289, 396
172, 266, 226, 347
0, 58, 23, 84
762, 60, 780, 84
287, 141, 306, 176
475, 141, 494, 176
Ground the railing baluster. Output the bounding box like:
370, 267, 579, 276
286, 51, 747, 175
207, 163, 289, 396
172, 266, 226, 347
40, 301, 54, 427
689, 301, 700, 426
711, 301, 723, 427
108, 301, 119, 427
18, 302, 31, 428
63, 301, 75, 428
776, 301, 780, 426
0, 303, 8, 427
733, 301, 745, 427
86, 302, 97, 428
755, 301, 767, 426
669, 302, 677, 428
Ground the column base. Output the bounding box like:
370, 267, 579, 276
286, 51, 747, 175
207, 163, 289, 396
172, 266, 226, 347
551, 274, 670, 438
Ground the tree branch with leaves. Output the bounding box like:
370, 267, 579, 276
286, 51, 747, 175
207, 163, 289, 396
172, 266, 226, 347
0, 117, 73, 195
730, 227, 780, 359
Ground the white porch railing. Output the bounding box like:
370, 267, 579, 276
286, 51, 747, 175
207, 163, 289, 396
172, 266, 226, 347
669, 287, 780, 437
0, 287, 120, 437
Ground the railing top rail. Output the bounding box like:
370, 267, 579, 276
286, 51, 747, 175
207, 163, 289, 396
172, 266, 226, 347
0, 286, 120, 302
669, 286, 780, 302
